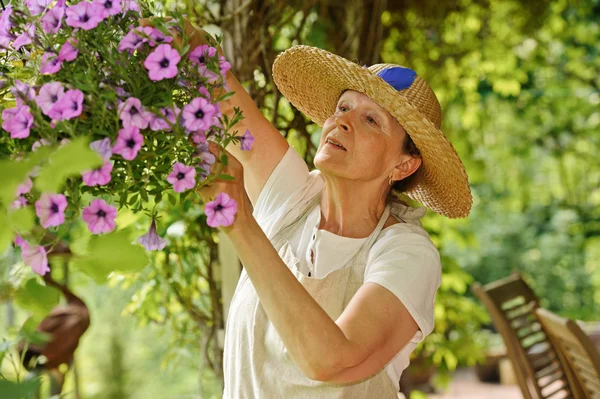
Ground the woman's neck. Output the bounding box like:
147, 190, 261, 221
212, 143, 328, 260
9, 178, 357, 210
318, 175, 390, 238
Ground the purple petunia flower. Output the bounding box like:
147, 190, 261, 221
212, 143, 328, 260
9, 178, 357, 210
11, 196, 27, 209
40, 52, 63, 74
90, 137, 112, 160
112, 126, 143, 160
2, 106, 33, 139
48, 89, 84, 120
21, 242, 50, 276
137, 217, 167, 251
118, 27, 145, 53
219, 55, 231, 77
195, 141, 216, 179
16, 177, 33, 196
147, 28, 173, 47
82, 160, 113, 186
82, 199, 117, 234
239, 129, 254, 151
189, 45, 221, 83
41, 4, 65, 34
11, 80, 35, 106
14, 234, 25, 247
66, 2, 105, 31
36, 82, 66, 115
13, 23, 35, 50
191, 130, 206, 144
204, 192, 237, 228
58, 38, 78, 62
118, 97, 151, 129
25, 0, 53, 16
167, 162, 196, 193
144, 44, 180, 81
0, 6, 14, 48
182, 97, 219, 132
93, 0, 122, 18
121, 0, 140, 16
149, 106, 178, 131
35, 193, 68, 228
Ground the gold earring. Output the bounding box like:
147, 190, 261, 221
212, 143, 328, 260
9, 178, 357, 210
389, 177, 394, 187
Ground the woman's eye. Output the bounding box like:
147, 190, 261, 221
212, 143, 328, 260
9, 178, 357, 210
366, 116, 377, 125
338, 105, 348, 112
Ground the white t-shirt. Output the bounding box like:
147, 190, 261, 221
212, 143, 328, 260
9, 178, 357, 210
252, 146, 442, 392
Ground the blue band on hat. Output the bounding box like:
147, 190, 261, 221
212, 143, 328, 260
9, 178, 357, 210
376, 67, 417, 91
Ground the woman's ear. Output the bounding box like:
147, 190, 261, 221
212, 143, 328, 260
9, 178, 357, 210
391, 156, 422, 182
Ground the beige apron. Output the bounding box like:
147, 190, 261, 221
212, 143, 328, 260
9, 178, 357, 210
223, 192, 426, 398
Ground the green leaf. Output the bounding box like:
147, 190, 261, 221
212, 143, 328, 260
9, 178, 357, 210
14, 278, 61, 320
9, 206, 35, 233
0, 378, 42, 399
35, 137, 103, 193
71, 230, 149, 283
0, 147, 51, 206
220, 154, 228, 166
168, 193, 177, 206
217, 174, 235, 181
216, 91, 236, 102
0, 209, 14, 254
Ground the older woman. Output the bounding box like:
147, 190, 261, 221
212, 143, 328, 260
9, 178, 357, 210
198, 39, 472, 397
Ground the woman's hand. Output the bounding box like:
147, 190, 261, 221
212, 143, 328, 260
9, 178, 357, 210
197, 142, 252, 235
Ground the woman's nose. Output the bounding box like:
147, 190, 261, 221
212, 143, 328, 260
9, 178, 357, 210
335, 114, 350, 132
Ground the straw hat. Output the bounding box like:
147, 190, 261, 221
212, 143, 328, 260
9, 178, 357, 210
272, 45, 472, 219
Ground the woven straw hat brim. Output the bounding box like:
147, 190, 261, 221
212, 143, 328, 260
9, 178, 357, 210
272, 45, 472, 218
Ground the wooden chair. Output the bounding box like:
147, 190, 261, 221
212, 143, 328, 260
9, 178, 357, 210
472, 273, 580, 399
536, 308, 600, 399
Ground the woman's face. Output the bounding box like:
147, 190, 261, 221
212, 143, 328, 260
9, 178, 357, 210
314, 90, 417, 184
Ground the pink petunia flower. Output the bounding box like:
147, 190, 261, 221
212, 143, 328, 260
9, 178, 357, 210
93, 0, 122, 18
48, 89, 84, 120
147, 28, 173, 47
40, 52, 62, 75
81, 160, 113, 186
21, 242, 50, 276
58, 38, 78, 62
194, 141, 216, 180
11, 80, 35, 106
189, 45, 220, 83
144, 44, 180, 81
36, 82, 66, 116
65, 2, 105, 31
82, 199, 117, 234
112, 126, 143, 160
121, 0, 140, 16
41, 4, 65, 34
16, 177, 33, 196
137, 217, 167, 251
239, 129, 254, 151
14, 234, 25, 247
90, 137, 113, 160
149, 106, 179, 131
191, 130, 206, 144
35, 193, 68, 228
182, 97, 219, 132
0, 6, 14, 49
13, 23, 35, 50
25, 0, 53, 15
11, 196, 28, 209
118, 97, 151, 129
219, 55, 231, 77
167, 162, 196, 193
2, 105, 33, 139
204, 192, 237, 228
118, 27, 145, 53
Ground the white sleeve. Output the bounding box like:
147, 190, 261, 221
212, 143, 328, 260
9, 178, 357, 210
364, 227, 442, 343
252, 146, 320, 239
